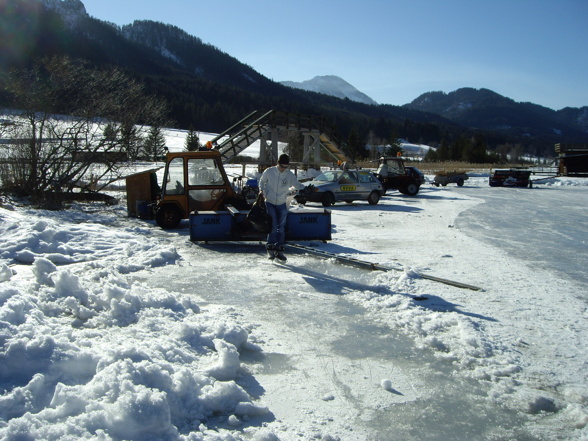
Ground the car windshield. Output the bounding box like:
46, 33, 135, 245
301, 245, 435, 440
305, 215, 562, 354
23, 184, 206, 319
315, 171, 342, 183
358, 172, 376, 183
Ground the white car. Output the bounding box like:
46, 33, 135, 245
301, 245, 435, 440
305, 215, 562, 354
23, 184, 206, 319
295, 170, 384, 207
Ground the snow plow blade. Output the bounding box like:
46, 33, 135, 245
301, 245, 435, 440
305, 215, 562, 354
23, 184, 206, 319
189, 207, 331, 242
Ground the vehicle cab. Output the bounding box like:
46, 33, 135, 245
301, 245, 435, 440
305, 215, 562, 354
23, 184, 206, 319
155, 151, 242, 228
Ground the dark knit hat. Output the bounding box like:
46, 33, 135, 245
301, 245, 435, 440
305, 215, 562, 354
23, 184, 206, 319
278, 154, 290, 165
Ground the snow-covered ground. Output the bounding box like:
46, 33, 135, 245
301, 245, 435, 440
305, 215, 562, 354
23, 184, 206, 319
1, 173, 587, 440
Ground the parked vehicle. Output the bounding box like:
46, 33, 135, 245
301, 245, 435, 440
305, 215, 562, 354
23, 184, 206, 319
489, 169, 532, 188
375, 157, 422, 196
433, 171, 469, 187
125, 150, 252, 229
406, 166, 426, 185
295, 169, 383, 207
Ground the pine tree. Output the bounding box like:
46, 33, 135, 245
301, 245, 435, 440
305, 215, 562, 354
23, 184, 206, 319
385, 130, 403, 157
184, 129, 201, 151
120, 123, 143, 161
346, 127, 368, 161
143, 126, 167, 161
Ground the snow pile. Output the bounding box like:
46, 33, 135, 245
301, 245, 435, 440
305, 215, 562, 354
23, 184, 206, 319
0, 207, 180, 272
0, 205, 270, 440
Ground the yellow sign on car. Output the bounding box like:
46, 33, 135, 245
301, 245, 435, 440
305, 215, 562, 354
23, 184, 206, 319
340, 185, 356, 192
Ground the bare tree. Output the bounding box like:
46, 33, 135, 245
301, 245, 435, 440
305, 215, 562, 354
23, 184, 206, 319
1, 56, 168, 202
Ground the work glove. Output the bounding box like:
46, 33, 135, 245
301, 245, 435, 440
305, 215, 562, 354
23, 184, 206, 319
300, 184, 314, 196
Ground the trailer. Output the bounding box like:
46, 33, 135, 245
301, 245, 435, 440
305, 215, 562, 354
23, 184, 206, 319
489, 168, 532, 188
433, 171, 468, 187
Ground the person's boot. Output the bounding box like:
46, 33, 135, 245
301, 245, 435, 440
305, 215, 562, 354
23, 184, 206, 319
275, 246, 287, 262
266, 244, 275, 260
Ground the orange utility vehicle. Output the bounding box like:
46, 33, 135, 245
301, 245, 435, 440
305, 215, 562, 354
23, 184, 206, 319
125, 150, 250, 229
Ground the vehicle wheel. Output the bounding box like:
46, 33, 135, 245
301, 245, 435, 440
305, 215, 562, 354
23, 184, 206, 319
457, 178, 464, 187
404, 183, 420, 196
155, 205, 182, 229
345, 200, 354, 204
367, 191, 380, 205
321, 192, 335, 207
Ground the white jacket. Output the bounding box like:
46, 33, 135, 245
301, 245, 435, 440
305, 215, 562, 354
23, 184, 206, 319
259, 166, 305, 205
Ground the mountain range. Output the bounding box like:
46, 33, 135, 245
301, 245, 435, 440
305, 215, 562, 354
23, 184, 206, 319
281, 76, 378, 106
2, 0, 587, 158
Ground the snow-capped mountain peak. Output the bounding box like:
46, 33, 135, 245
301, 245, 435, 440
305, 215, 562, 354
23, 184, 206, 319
281, 75, 378, 105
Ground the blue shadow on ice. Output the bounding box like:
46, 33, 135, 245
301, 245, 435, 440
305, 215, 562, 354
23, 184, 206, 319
412, 294, 497, 322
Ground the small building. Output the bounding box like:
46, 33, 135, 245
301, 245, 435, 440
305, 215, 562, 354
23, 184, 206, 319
125, 168, 162, 218
556, 144, 588, 177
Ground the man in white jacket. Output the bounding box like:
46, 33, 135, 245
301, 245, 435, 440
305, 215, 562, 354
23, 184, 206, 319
259, 154, 305, 261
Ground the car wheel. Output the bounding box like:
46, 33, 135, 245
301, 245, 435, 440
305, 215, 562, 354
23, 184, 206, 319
404, 183, 420, 196
367, 191, 380, 205
155, 205, 182, 229
321, 192, 335, 207
345, 200, 354, 204
457, 178, 464, 187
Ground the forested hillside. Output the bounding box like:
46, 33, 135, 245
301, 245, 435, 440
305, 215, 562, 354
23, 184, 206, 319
1, 0, 586, 160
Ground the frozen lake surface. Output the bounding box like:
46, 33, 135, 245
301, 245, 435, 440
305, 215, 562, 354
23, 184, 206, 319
456, 186, 588, 291
135, 182, 588, 440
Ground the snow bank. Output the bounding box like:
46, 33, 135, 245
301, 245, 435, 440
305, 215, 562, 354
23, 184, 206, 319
0, 205, 270, 440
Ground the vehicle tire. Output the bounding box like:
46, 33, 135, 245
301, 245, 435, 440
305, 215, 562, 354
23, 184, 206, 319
155, 205, 182, 229
345, 200, 354, 204
457, 178, 464, 187
404, 183, 420, 196
367, 191, 380, 205
321, 192, 335, 207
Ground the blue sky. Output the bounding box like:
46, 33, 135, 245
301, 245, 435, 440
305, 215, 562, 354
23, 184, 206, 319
81, 0, 587, 110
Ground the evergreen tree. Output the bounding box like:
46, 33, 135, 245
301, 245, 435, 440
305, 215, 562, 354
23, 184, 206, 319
143, 126, 167, 161
184, 129, 201, 151
436, 139, 450, 161
424, 147, 438, 162
385, 130, 403, 157
285, 131, 304, 162
346, 127, 368, 162
120, 123, 143, 161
